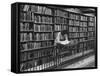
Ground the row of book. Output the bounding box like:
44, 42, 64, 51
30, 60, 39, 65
20, 57, 60, 71
34, 24, 53, 32
79, 43, 87, 48
20, 48, 53, 61
20, 33, 33, 42
79, 38, 87, 42
54, 25, 67, 31
20, 12, 34, 21
20, 41, 53, 51
69, 20, 80, 26
88, 32, 94, 37
69, 27, 79, 32
69, 14, 80, 20
54, 17, 67, 24
79, 27, 87, 32
20, 33, 53, 42
69, 33, 80, 38
88, 36, 94, 40
88, 22, 94, 26
80, 15, 88, 21
20, 22, 34, 31
34, 15, 53, 23
79, 32, 87, 37
87, 41, 94, 49
34, 33, 53, 41
80, 22, 87, 27
20, 51, 75, 71
88, 27, 94, 31
20, 5, 52, 15
89, 17, 94, 22
54, 9, 68, 18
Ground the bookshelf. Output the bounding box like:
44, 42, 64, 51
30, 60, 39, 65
11, 3, 96, 73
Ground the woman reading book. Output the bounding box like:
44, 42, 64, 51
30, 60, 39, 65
55, 30, 78, 50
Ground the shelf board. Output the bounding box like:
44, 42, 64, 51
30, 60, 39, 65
68, 25, 80, 27
54, 15, 68, 19
20, 20, 34, 22
79, 39, 95, 43
69, 31, 81, 33
54, 30, 67, 32
20, 39, 54, 43
20, 30, 34, 32
21, 45, 55, 52
34, 31, 53, 33
80, 20, 88, 22
34, 22, 53, 25
54, 23, 68, 25
68, 18, 80, 21
88, 31, 95, 32
34, 12, 53, 17
79, 26, 87, 27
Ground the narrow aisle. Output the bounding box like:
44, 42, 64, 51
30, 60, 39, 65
63, 55, 95, 69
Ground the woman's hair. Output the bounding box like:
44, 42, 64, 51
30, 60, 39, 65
61, 30, 69, 35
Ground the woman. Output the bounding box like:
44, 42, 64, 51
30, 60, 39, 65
55, 30, 77, 49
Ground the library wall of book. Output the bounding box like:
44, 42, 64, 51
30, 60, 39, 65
19, 4, 95, 72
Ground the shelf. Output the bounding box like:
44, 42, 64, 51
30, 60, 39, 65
54, 15, 68, 19
68, 18, 80, 21
34, 22, 53, 25
20, 55, 53, 63
21, 11, 53, 17
80, 20, 88, 22
21, 45, 55, 52
20, 39, 54, 43
79, 39, 95, 43
20, 30, 34, 32
20, 20, 34, 22
34, 12, 53, 17
69, 25, 80, 26
19, 4, 95, 72
34, 31, 53, 33
54, 23, 68, 25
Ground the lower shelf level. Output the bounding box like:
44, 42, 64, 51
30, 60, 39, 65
56, 52, 95, 69
22, 49, 95, 72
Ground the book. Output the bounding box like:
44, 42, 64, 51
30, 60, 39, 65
69, 27, 79, 32
20, 41, 53, 51
89, 17, 94, 22
20, 33, 34, 42
88, 22, 94, 26
12, 3, 96, 73
54, 17, 67, 24
34, 15, 53, 23
80, 16, 87, 21
55, 9, 68, 18
34, 24, 53, 32
80, 22, 87, 27
20, 12, 34, 21
55, 24, 67, 31
20, 22, 34, 31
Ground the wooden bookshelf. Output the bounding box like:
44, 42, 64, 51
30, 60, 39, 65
11, 3, 96, 73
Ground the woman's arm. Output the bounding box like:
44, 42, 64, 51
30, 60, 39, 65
55, 32, 62, 44
55, 32, 70, 45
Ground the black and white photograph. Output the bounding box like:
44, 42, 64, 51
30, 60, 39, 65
11, 2, 97, 73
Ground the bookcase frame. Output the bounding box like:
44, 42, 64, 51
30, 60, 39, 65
11, 2, 97, 73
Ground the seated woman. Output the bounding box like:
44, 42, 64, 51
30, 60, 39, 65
55, 30, 77, 49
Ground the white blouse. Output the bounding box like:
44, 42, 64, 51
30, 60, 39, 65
55, 32, 70, 45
